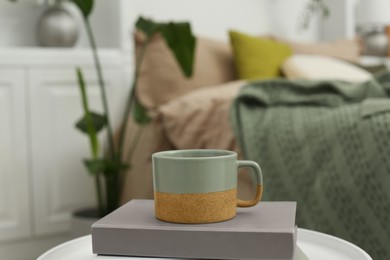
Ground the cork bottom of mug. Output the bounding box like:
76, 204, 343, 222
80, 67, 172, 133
155, 189, 237, 224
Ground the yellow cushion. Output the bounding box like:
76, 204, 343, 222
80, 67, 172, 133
229, 30, 292, 80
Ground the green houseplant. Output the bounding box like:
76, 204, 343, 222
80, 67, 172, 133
300, 0, 330, 30
70, 0, 196, 217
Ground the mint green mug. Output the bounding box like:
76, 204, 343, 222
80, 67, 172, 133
152, 149, 263, 224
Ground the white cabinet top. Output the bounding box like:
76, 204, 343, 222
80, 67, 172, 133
0, 48, 123, 66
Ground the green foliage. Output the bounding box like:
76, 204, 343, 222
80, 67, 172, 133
83, 159, 107, 175
135, 17, 196, 77
135, 17, 160, 37
300, 0, 329, 30
133, 99, 151, 125
73, 3, 196, 216
71, 0, 94, 18
133, 17, 196, 125
159, 22, 196, 77
75, 112, 107, 133
76, 68, 100, 158
84, 159, 129, 175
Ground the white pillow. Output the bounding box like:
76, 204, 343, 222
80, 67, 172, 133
282, 54, 372, 82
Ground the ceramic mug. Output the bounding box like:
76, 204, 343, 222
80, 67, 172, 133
152, 149, 263, 224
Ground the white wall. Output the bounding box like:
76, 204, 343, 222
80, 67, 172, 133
0, 1, 42, 47
71, 0, 121, 48
119, 0, 270, 54
0, 0, 354, 49
321, 0, 357, 41
0, 0, 121, 48
266, 0, 322, 42
119, 0, 354, 52
125, 0, 269, 40
267, 0, 357, 42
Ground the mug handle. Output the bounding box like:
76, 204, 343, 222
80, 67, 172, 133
236, 160, 263, 207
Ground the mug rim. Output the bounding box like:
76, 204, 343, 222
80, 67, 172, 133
152, 149, 236, 160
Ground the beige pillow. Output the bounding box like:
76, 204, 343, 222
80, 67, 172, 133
282, 55, 372, 82
283, 38, 361, 63
158, 80, 244, 149
135, 32, 236, 109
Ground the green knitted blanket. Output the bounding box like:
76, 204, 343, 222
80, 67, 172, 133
231, 72, 390, 260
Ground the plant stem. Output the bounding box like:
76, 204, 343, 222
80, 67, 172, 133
126, 125, 144, 163
85, 18, 116, 160
118, 124, 145, 196
77, 68, 100, 158
76, 68, 105, 216
117, 39, 150, 160
95, 175, 105, 217
105, 172, 120, 214
115, 40, 150, 201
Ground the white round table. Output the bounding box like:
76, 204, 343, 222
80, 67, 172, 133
38, 228, 372, 260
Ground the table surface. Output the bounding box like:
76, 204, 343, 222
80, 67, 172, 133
38, 228, 372, 260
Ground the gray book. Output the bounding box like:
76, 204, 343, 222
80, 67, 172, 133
92, 200, 297, 260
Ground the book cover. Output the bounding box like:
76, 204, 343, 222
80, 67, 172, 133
92, 199, 297, 260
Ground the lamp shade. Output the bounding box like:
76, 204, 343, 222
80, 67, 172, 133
356, 0, 390, 25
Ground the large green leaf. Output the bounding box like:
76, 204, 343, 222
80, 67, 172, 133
75, 112, 107, 134
71, 0, 94, 18
133, 98, 151, 125
84, 159, 106, 175
84, 159, 129, 175
135, 17, 160, 37
159, 22, 196, 77
104, 160, 130, 174
135, 17, 196, 78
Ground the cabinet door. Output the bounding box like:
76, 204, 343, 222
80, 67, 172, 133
0, 69, 31, 241
29, 68, 123, 235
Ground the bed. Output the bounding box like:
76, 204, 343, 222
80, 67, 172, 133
118, 2, 389, 260
121, 30, 390, 259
